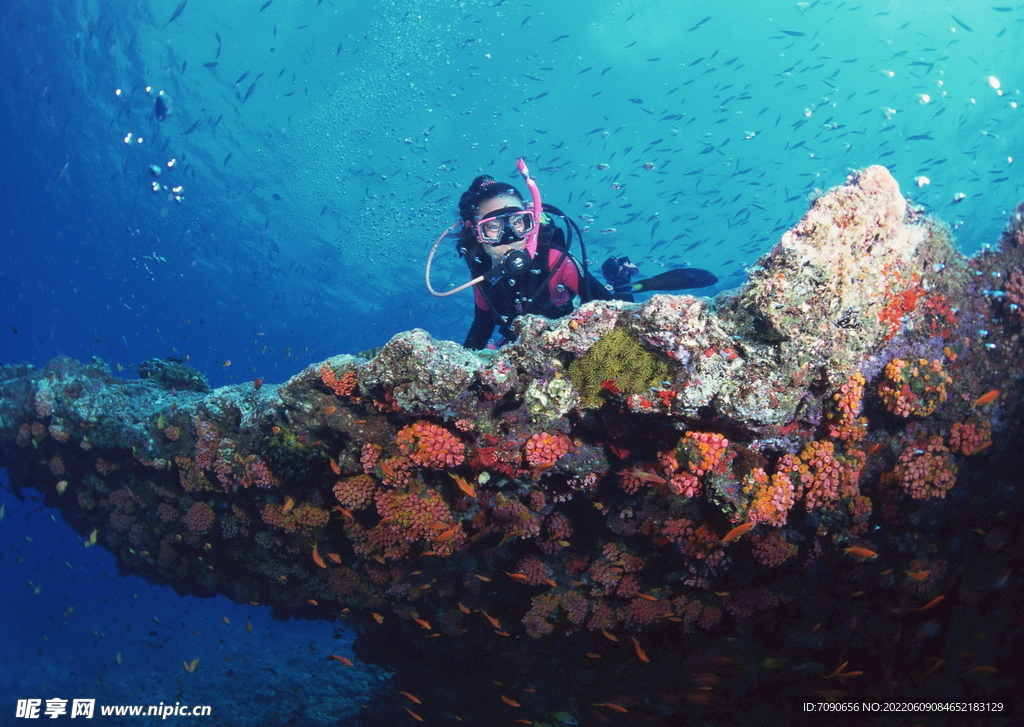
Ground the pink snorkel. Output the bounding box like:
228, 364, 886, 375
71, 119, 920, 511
516, 157, 542, 259
424, 158, 543, 297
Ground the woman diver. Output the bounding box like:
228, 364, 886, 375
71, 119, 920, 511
424, 158, 717, 350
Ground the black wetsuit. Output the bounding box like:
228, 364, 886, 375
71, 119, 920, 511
462, 224, 613, 350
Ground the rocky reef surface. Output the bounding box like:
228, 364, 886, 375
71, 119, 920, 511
2, 167, 1022, 725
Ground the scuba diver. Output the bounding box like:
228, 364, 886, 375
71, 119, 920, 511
424, 158, 718, 350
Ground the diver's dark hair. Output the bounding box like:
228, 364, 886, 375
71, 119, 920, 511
458, 175, 524, 223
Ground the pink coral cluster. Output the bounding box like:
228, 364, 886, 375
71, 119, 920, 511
1004, 267, 1024, 323
333, 474, 377, 509
396, 421, 465, 469
193, 418, 220, 470
668, 471, 702, 499
827, 372, 868, 441
878, 358, 952, 418
750, 531, 798, 568
892, 435, 958, 499
743, 467, 795, 527
661, 518, 725, 567
516, 557, 553, 585
183, 501, 215, 535
791, 441, 843, 510
948, 419, 992, 456
523, 432, 572, 468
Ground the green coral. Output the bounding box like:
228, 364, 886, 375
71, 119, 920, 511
567, 327, 670, 408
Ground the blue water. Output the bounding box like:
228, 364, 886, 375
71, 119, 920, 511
1, 0, 1022, 724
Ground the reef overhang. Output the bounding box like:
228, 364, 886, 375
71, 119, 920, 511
2, 166, 1022, 722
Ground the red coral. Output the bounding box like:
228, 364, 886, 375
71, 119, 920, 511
524, 432, 573, 468
396, 421, 465, 469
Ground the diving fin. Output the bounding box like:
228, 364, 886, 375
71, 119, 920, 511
614, 267, 718, 294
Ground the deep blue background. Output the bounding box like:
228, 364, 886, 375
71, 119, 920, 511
1, 0, 1022, 723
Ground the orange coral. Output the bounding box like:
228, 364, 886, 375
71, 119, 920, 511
878, 358, 951, 418
321, 365, 357, 397
676, 431, 730, 476
396, 421, 465, 469
743, 467, 795, 527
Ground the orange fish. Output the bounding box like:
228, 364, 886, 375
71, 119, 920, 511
601, 628, 619, 642
433, 525, 460, 543
505, 571, 529, 581
329, 458, 341, 475
311, 544, 326, 569
282, 496, 296, 513
500, 695, 521, 707
973, 389, 999, 407
324, 405, 337, 416
542, 578, 557, 587
448, 472, 476, 497
372, 612, 384, 624
585, 652, 601, 659
842, 546, 878, 560
245, 621, 253, 633
253, 377, 263, 390
965, 666, 998, 676
631, 636, 650, 663
474, 574, 492, 582
720, 522, 754, 544
481, 610, 501, 629
494, 630, 510, 637
182, 658, 199, 673
331, 654, 353, 666
398, 691, 421, 704
632, 592, 659, 602
916, 595, 945, 611
271, 426, 281, 435
594, 702, 629, 713
308, 599, 318, 606
457, 602, 471, 614
327, 552, 342, 564
921, 659, 945, 678
413, 617, 431, 630
968, 441, 992, 455
404, 707, 424, 721
616, 468, 666, 484
906, 570, 930, 581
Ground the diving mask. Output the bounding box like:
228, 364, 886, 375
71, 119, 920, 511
474, 207, 535, 246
